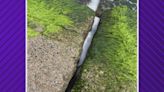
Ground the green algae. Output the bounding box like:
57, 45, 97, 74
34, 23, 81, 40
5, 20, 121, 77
27, 27, 40, 38
27, 0, 94, 38
73, 6, 137, 92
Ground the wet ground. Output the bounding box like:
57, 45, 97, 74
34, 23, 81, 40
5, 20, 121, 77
72, 0, 137, 91
100, 0, 137, 11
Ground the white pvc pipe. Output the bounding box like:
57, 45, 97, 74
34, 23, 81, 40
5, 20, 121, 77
78, 17, 100, 66
87, 0, 100, 11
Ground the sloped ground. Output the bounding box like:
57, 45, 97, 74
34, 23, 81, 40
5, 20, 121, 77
28, 36, 79, 92
27, 0, 94, 92
72, 5, 137, 92
27, 0, 137, 92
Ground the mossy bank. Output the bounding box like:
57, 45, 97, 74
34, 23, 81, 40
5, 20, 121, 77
27, 0, 94, 38
73, 6, 137, 92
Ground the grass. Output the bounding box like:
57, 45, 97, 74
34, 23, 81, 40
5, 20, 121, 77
27, 0, 94, 38
73, 6, 137, 92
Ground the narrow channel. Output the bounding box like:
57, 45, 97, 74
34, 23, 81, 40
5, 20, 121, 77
65, 0, 100, 91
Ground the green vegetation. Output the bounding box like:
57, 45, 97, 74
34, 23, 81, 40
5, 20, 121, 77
27, 27, 39, 38
28, 0, 137, 91
27, 0, 94, 38
73, 6, 137, 92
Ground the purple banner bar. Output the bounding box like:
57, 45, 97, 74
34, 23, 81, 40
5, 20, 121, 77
0, 0, 25, 92
139, 0, 164, 92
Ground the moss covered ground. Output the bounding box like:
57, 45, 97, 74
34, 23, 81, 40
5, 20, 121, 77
28, 0, 137, 91
27, 0, 94, 38
72, 6, 137, 92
